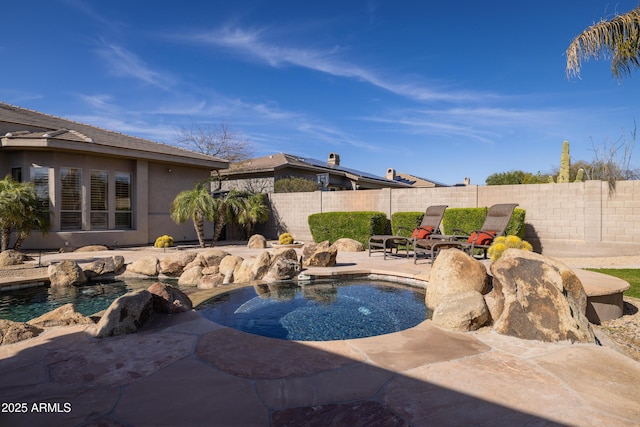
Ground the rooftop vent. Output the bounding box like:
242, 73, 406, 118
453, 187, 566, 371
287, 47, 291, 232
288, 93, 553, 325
4, 130, 30, 137
328, 152, 340, 166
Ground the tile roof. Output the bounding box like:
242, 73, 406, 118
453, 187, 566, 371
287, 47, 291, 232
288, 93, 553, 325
0, 102, 228, 169
221, 152, 411, 187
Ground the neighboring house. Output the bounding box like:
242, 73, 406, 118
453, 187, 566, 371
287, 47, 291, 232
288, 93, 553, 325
0, 102, 228, 250
219, 152, 413, 192
384, 168, 449, 188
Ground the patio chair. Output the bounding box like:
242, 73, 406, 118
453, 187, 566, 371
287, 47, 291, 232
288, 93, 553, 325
368, 205, 448, 259
413, 203, 519, 263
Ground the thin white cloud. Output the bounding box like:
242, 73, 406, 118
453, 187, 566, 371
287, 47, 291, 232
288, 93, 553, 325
95, 41, 174, 89
178, 26, 490, 103
363, 106, 571, 145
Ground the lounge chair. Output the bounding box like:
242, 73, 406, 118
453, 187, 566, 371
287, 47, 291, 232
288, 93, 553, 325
368, 205, 448, 259
413, 203, 519, 263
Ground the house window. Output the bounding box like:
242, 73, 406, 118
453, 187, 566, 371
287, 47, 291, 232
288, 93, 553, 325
60, 167, 82, 230
90, 170, 108, 229
11, 167, 22, 182
31, 166, 50, 211
115, 172, 132, 229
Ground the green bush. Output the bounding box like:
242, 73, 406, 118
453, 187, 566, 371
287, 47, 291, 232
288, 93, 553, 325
441, 208, 526, 238
274, 177, 318, 193
308, 211, 387, 248
390, 212, 425, 236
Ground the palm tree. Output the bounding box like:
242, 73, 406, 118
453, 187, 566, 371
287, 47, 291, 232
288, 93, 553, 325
170, 182, 216, 248
0, 176, 49, 251
236, 192, 269, 238
566, 7, 640, 79
210, 190, 248, 245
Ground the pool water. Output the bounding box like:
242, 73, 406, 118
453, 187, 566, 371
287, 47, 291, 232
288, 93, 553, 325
0, 278, 178, 323
197, 279, 426, 341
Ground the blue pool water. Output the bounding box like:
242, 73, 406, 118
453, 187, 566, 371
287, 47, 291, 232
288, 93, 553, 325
0, 278, 178, 323
197, 280, 426, 341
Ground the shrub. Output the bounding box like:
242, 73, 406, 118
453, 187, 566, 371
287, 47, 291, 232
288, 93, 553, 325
154, 235, 174, 248
278, 232, 295, 245
390, 212, 425, 236
487, 235, 533, 262
274, 177, 318, 193
441, 207, 526, 238
308, 211, 387, 248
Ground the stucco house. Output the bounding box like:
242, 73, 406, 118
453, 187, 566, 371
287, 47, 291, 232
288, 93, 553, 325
0, 102, 228, 250
219, 152, 413, 193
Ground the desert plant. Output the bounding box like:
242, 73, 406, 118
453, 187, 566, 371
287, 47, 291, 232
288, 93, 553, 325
548, 141, 584, 183
154, 235, 174, 248
278, 232, 294, 245
487, 235, 533, 262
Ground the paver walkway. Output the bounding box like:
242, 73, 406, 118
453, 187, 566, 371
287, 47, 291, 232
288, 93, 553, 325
0, 245, 639, 426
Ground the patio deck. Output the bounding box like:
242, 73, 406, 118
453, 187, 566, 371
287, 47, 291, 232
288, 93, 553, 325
0, 245, 639, 426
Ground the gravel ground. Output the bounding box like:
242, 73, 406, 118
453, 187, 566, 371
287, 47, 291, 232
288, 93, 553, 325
598, 296, 640, 362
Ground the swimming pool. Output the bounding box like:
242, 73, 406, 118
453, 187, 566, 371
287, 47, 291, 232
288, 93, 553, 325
197, 279, 426, 341
0, 278, 178, 323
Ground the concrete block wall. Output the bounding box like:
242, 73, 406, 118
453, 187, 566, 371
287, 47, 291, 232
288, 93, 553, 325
265, 180, 640, 257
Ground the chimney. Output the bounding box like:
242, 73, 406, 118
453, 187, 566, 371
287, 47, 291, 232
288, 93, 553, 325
328, 152, 340, 166
386, 168, 396, 180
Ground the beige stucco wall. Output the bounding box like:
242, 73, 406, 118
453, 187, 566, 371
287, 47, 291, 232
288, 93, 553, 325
12, 154, 214, 250
264, 180, 640, 257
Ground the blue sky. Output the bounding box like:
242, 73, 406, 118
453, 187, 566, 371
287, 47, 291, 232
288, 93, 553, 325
3, 1, 640, 185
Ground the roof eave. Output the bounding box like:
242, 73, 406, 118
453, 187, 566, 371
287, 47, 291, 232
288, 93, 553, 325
1, 137, 229, 170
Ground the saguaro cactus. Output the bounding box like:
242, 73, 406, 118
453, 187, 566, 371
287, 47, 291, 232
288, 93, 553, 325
558, 140, 571, 183
548, 140, 574, 183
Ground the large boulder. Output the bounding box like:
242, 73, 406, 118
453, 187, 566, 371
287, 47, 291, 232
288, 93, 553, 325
332, 238, 365, 252
234, 258, 255, 283
159, 251, 198, 277
93, 290, 154, 338
199, 250, 231, 267
247, 234, 267, 249
431, 291, 489, 332
426, 249, 488, 310
0, 250, 29, 266
250, 251, 272, 280
198, 273, 225, 289
126, 255, 159, 276
147, 282, 193, 314
28, 303, 94, 328
302, 241, 337, 267
490, 249, 595, 343
264, 257, 301, 282
48, 260, 87, 287
219, 255, 244, 285
83, 256, 125, 280
178, 266, 203, 287
0, 319, 43, 345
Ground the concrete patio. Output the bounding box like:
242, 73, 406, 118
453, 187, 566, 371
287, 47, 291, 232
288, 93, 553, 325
0, 245, 639, 426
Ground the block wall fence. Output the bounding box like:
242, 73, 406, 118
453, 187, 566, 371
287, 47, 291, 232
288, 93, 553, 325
261, 180, 640, 257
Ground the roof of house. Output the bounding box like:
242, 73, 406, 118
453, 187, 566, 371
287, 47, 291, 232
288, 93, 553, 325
393, 171, 449, 187
0, 102, 228, 169
221, 153, 412, 188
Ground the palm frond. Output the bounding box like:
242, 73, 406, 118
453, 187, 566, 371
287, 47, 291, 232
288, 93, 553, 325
566, 7, 640, 79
